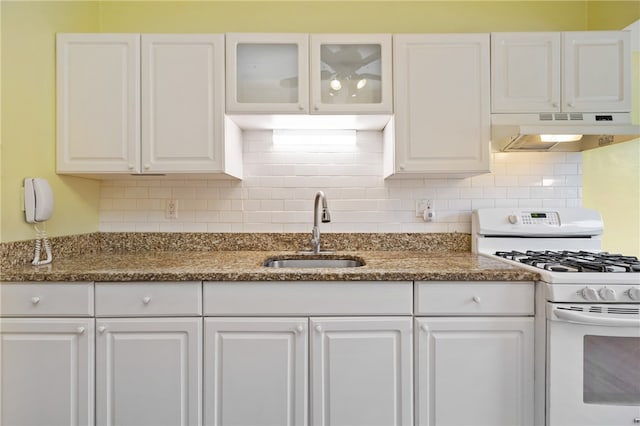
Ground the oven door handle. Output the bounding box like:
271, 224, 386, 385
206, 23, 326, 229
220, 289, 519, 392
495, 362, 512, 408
553, 308, 640, 327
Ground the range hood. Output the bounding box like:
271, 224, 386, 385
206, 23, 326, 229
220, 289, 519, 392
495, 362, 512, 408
491, 112, 640, 152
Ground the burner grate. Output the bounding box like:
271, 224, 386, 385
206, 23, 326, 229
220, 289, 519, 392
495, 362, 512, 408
494, 251, 640, 273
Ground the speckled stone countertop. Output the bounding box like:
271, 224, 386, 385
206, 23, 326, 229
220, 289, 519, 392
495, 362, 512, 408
0, 232, 538, 282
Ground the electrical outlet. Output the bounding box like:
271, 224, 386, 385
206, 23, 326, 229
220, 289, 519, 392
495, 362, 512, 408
166, 199, 178, 219
415, 199, 429, 217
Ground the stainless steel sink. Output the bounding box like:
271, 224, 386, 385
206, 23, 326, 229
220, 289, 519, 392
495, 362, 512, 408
263, 258, 364, 268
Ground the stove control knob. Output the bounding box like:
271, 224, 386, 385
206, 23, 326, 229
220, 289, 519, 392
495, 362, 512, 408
581, 287, 599, 301
598, 287, 616, 301
508, 214, 518, 224
628, 287, 640, 301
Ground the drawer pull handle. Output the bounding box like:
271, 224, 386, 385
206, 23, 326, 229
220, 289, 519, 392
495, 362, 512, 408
98, 326, 107, 334
31, 297, 41, 305
472, 296, 481, 303
295, 325, 304, 334
77, 327, 85, 334
142, 296, 152, 305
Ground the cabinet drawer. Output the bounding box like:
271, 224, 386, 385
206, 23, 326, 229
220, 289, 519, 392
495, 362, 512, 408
95, 282, 201, 317
415, 281, 534, 316
204, 281, 413, 316
0, 282, 94, 316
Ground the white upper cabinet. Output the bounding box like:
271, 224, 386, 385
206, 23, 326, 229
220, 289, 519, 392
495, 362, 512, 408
57, 34, 140, 174
226, 33, 309, 114
491, 31, 631, 113
57, 33, 242, 178
563, 31, 631, 112
226, 33, 392, 116
491, 32, 561, 113
310, 34, 393, 114
386, 34, 491, 178
142, 34, 229, 174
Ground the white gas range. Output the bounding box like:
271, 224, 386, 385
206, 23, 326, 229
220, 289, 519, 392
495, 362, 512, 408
472, 208, 640, 426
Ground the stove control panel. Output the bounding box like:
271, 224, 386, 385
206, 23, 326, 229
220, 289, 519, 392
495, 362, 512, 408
519, 211, 560, 226
574, 286, 640, 302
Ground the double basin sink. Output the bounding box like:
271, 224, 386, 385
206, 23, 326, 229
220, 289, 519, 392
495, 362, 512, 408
263, 255, 365, 269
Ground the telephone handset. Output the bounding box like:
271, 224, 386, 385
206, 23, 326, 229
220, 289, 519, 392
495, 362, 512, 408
24, 178, 54, 223
24, 178, 54, 265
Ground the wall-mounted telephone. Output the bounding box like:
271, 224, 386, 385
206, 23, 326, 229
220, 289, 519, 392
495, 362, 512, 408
24, 178, 54, 223
24, 178, 54, 265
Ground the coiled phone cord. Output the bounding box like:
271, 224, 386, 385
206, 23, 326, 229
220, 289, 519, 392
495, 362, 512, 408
32, 224, 53, 265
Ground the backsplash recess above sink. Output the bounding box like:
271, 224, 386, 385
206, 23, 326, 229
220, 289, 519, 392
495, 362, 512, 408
99, 130, 582, 234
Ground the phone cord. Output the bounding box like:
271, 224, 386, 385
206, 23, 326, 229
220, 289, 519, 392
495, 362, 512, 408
32, 225, 53, 265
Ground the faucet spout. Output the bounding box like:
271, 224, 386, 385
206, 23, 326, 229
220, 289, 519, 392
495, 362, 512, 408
311, 191, 331, 254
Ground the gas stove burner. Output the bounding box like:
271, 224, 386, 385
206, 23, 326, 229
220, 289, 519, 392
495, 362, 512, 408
494, 250, 640, 273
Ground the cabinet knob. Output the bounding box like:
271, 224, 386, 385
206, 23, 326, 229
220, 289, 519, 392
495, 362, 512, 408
399, 164, 405, 170
295, 325, 304, 334
31, 296, 41, 305
314, 104, 320, 111
76, 327, 86, 334
552, 102, 558, 108
420, 324, 428, 332
298, 104, 304, 111
98, 326, 107, 334
315, 325, 322, 333
472, 296, 481, 303
144, 164, 150, 170
567, 103, 574, 108
128, 164, 134, 170
142, 296, 152, 305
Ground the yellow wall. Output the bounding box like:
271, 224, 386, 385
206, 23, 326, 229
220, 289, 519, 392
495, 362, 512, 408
1, 1, 101, 242
1, 1, 638, 243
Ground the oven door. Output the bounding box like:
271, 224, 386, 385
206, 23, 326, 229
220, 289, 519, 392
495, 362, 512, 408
546, 303, 640, 426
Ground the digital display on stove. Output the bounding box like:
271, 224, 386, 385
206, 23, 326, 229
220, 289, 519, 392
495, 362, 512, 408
530, 213, 547, 218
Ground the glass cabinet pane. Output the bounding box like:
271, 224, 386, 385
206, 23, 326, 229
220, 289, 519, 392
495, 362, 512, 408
319, 44, 383, 105
236, 43, 299, 104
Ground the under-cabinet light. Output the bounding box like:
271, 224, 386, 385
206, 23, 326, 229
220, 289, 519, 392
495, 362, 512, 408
540, 134, 583, 143
273, 129, 357, 151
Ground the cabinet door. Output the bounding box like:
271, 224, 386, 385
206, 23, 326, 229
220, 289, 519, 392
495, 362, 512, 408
141, 34, 225, 173
390, 34, 490, 177
226, 33, 309, 114
491, 32, 561, 112
563, 31, 631, 112
415, 317, 534, 426
1, 318, 94, 426
310, 34, 393, 114
96, 318, 202, 426
204, 318, 308, 426
310, 317, 412, 426
57, 33, 140, 174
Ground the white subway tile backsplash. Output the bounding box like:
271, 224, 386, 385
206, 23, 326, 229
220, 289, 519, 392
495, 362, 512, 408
99, 130, 582, 233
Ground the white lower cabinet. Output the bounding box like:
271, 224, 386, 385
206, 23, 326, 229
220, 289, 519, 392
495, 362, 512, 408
203, 316, 412, 426
204, 318, 308, 426
414, 281, 535, 426
96, 317, 202, 426
310, 317, 413, 426
0, 282, 94, 426
202, 280, 415, 426
0, 318, 95, 426
94, 282, 203, 426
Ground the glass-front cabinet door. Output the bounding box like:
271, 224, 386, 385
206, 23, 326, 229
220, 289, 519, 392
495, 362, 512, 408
310, 34, 392, 114
226, 33, 309, 113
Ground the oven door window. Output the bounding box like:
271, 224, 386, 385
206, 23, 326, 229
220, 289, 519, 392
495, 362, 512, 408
584, 335, 640, 405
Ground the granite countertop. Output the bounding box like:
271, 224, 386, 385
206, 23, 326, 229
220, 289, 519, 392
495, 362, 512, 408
0, 250, 538, 282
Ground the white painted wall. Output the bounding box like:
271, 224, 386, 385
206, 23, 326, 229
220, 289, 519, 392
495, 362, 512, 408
99, 130, 582, 233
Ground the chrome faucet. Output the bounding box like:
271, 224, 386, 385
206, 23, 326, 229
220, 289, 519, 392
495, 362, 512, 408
311, 191, 331, 254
